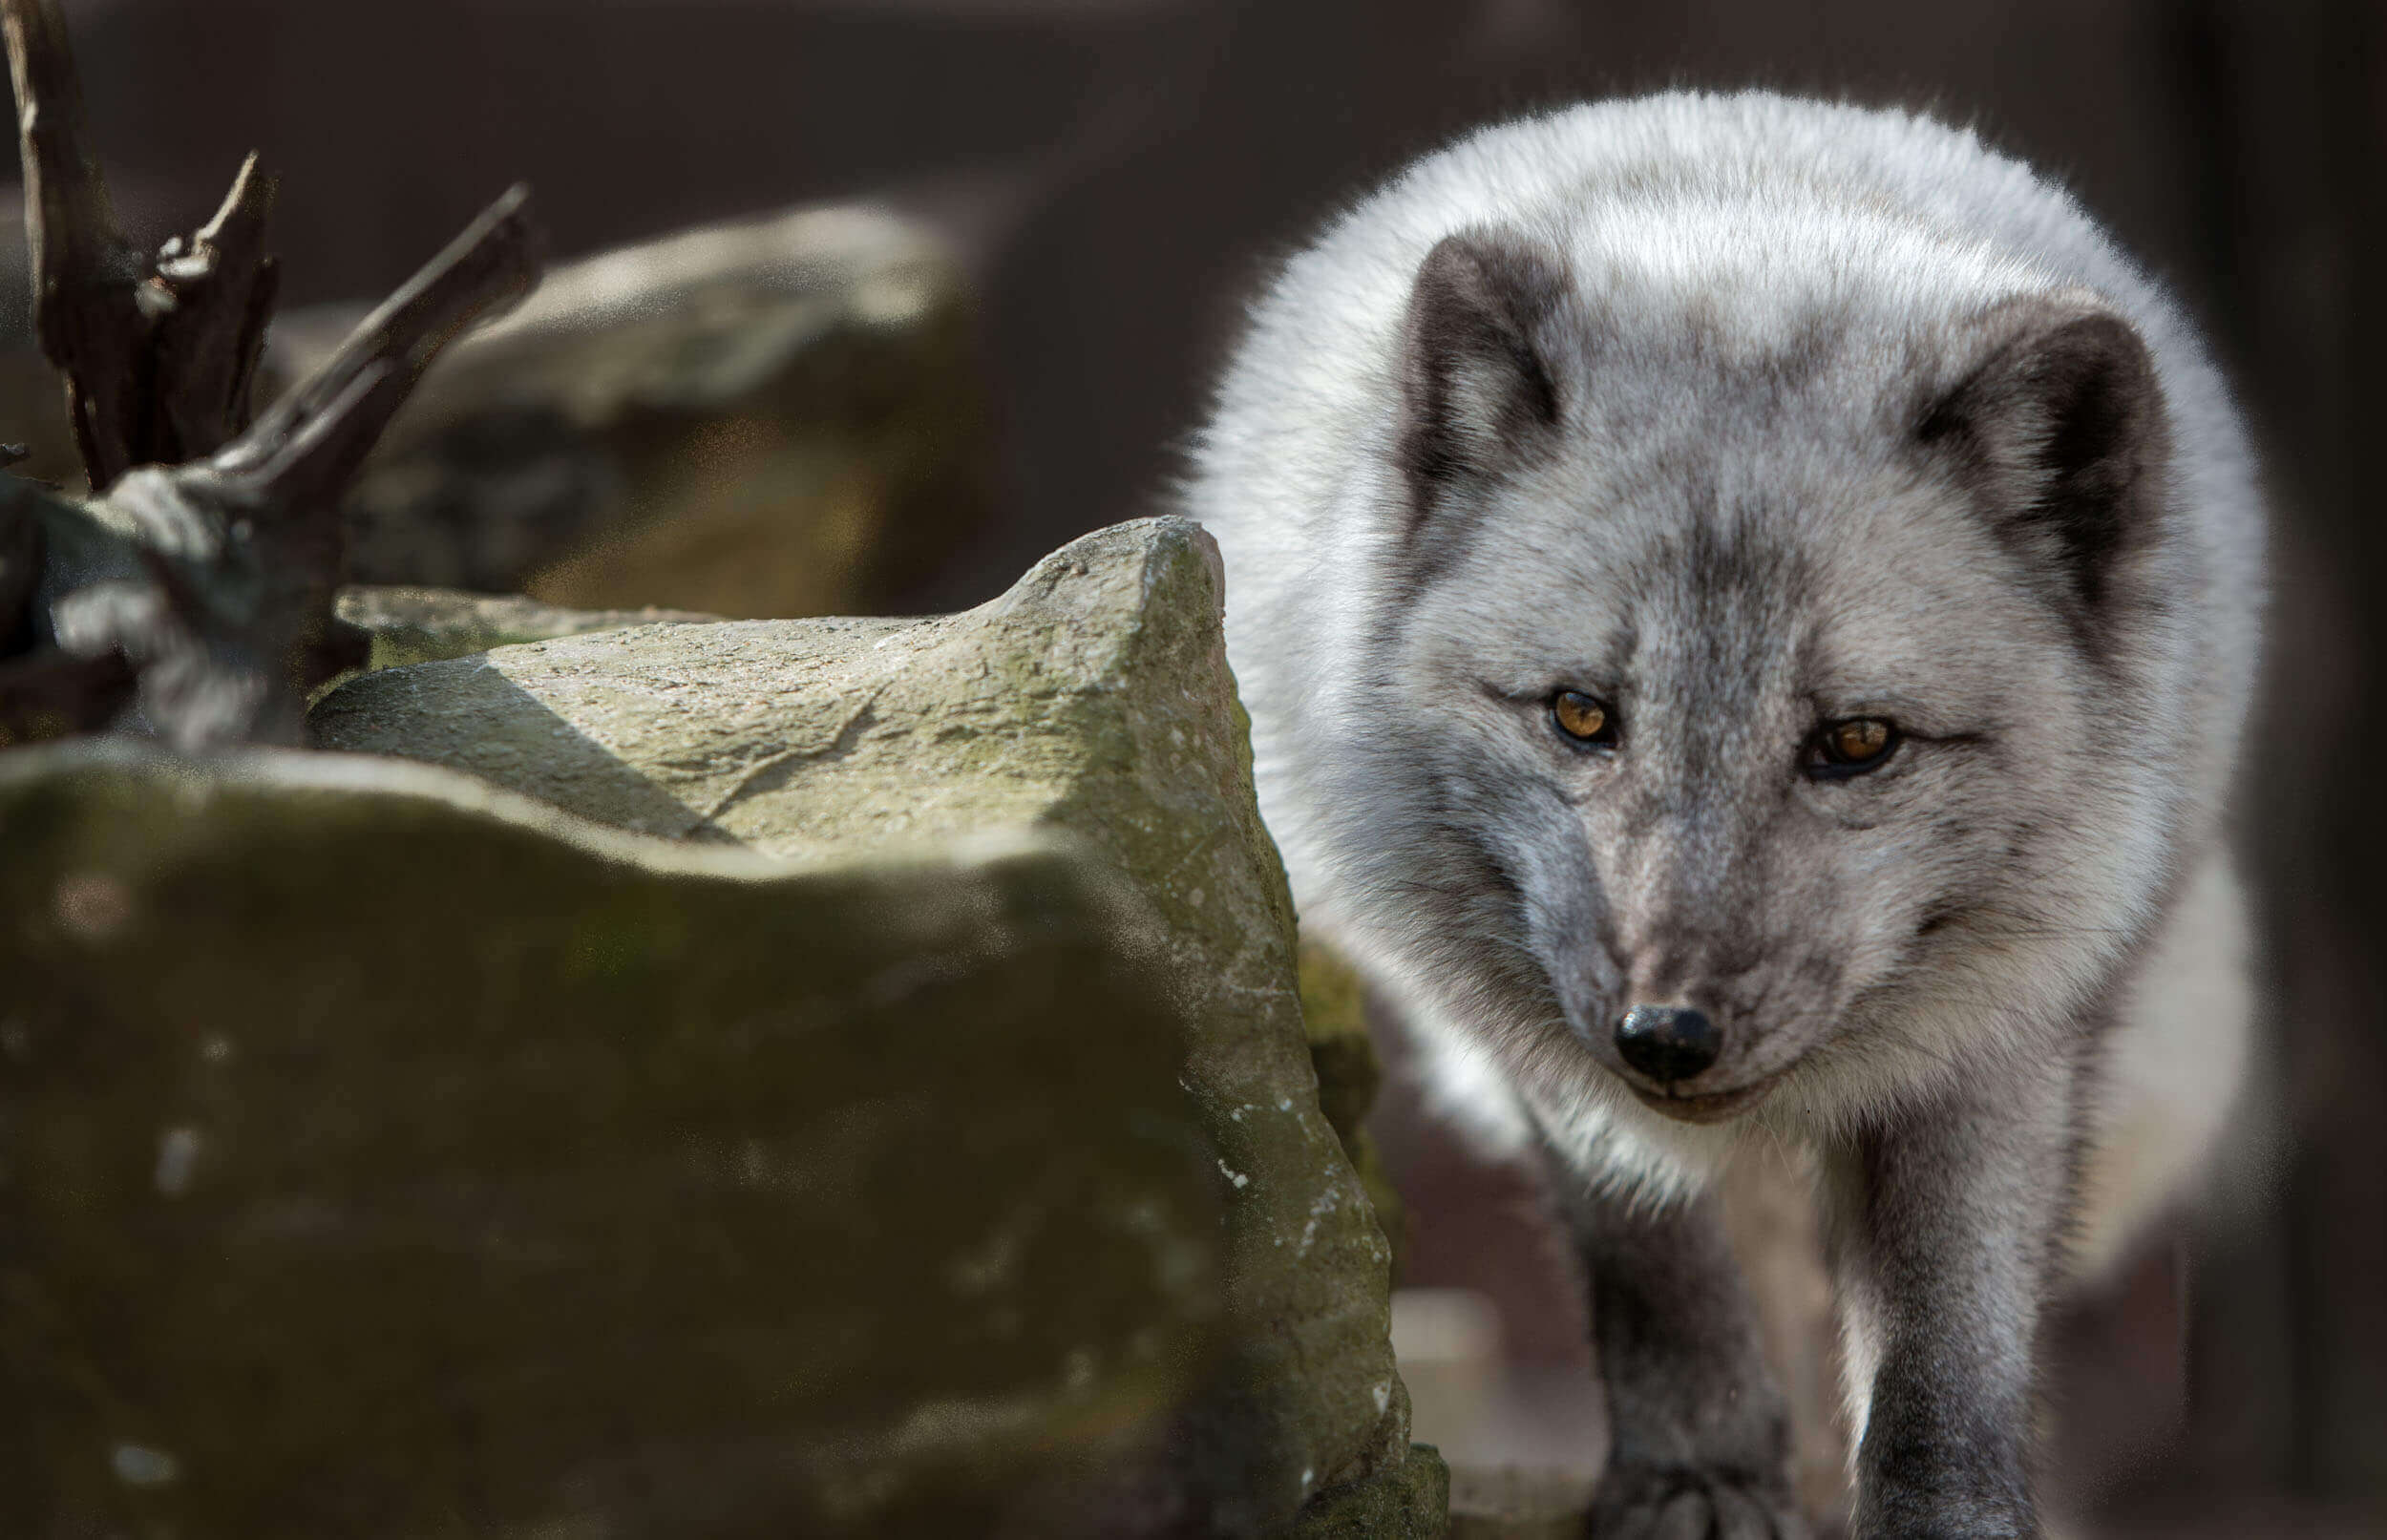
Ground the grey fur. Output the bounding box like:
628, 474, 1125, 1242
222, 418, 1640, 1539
1186, 92, 2263, 1539
1538, 1122, 1807, 1539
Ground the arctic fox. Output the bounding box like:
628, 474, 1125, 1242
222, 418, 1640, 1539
1187, 93, 2262, 1538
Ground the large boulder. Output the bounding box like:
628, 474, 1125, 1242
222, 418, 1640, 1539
285, 204, 999, 618
0, 742, 1222, 1538
314, 516, 1430, 1533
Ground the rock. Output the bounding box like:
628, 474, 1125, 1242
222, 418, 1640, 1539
1285, 1443, 1451, 1538
333, 584, 716, 671
1299, 937, 1405, 1268
0, 740, 1222, 1539
314, 516, 1420, 1531
277, 204, 998, 618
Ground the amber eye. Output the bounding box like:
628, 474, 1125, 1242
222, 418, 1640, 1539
1551, 690, 1617, 748
1806, 717, 1899, 779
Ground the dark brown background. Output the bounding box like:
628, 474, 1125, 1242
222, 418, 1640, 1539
24, 0, 2381, 1529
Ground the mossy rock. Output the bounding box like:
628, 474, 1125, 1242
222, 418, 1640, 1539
315, 516, 1421, 1530
1284, 1443, 1451, 1539
1299, 936, 1405, 1268
0, 742, 1222, 1538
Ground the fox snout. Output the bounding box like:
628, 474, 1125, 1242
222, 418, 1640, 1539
1614, 1003, 1722, 1083
1587, 990, 1785, 1124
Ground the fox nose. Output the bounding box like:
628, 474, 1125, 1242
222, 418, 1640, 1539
1615, 1005, 1722, 1084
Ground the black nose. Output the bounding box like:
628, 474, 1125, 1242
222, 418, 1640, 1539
1615, 1005, 1722, 1084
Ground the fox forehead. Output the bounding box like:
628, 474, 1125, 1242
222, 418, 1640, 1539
1400, 445, 2067, 740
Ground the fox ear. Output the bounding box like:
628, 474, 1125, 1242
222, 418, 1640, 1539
1396, 230, 1572, 539
1919, 298, 2166, 614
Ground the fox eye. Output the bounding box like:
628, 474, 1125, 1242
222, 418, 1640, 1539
1806, 717, 1899, 779
1551, 690, 1618, 748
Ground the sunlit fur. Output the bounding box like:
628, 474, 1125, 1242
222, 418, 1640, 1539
1186, 92, 2261, 1239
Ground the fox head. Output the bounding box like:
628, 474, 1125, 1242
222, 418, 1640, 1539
1298, 222, 2226, 1143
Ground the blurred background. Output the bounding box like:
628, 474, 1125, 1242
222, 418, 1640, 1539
11, 0, 2379, 1533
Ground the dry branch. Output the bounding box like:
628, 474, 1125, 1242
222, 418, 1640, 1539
0, 0, 541, 751
213, 185, 537, 517
0, 188, 540, 750
3, 0, 281, 488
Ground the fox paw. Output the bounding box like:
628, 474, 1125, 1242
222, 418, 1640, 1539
1589, 1463, 1809, 1540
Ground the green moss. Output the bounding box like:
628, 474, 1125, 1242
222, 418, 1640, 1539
1298, 936, 1378, 1145
1297, 937, 1405, 1268
1283, 1445, 1452, 1539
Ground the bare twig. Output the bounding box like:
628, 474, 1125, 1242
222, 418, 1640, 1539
149, 154, 283, 461
3, 0, 282, 489
215, 185, 537, 516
